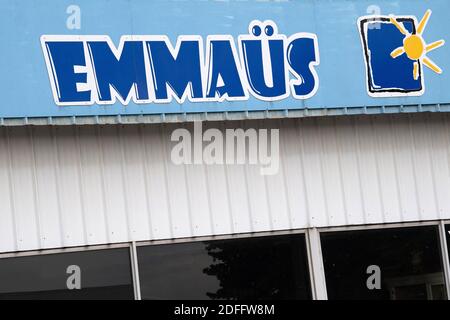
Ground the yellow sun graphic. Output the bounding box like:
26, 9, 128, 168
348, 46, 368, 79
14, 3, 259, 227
389, 9, 445, 80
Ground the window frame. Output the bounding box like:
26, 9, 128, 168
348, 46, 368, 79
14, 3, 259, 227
317, 220, 450, 300
1, 221, 450, 300
0, 242, 136, 300
134, 229, 312, 300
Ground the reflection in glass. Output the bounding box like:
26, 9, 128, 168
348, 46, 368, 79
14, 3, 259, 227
137, 234, 311, 300
321, 226, 446, 300
0, 248, 134, 300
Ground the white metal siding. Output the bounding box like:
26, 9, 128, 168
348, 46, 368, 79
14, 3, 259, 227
1, 113, 450, 253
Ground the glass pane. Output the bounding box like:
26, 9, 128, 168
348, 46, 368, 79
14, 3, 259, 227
0, 248, 134, 300
445, 224, 450, 259
321, 226, 446, 300
137, 234, 311, 300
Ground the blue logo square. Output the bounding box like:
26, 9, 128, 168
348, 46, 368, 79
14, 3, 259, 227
359, 17, 423, 96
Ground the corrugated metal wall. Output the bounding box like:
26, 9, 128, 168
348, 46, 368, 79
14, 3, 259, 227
1, 113, 450, 253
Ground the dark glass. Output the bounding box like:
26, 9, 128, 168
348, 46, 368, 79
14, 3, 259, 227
0, 248, 134, 300
137, 234, 311, 300
321, 226, 446, 300
445, 224, 450, 257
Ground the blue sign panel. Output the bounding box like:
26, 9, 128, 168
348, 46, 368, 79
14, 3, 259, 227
0, 0, 449, 119
359, 10, 445, 97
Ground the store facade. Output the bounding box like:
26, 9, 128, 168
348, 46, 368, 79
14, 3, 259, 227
1, 0, 450, 300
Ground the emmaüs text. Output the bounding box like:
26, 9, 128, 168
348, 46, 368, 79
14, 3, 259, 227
41, 20, 320, 106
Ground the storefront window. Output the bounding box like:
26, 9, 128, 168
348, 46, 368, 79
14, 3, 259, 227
137, 234, 311, 300
0, 248, 134, 300
445, 224, 450, 267
321, 226, 446, 300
